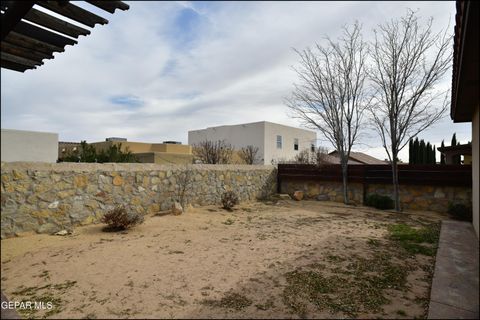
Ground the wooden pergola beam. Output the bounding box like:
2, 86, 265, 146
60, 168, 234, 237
1, 41, 53, 62
1, 59, 32, 72
14, 20, 77, 47
36, 0, 108, 28
86, 1, 130, 14
4, 31, 65, 54
1, 1, 35, 41
24, 7, 91, 38
1, 0, 129, 72
1, 51, 42, 67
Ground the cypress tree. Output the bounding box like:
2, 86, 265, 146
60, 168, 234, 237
440, 140, 446, 164
413, 138, 419, 164
409, 139, 413, 164
433, 145, 436, 164
451, 133, 457, 146
418, 139, 425, 164
426, 142, 432, 164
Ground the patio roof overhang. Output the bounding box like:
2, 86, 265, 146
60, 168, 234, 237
451, 1, 479, 123
0, 0, 129, 73
437, 143, 472, 156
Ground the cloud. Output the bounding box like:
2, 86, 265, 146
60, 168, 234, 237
1, 1, 470, 162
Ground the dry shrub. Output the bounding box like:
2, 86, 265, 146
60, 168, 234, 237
221, 191, 239, 211
101, 205, 144, 231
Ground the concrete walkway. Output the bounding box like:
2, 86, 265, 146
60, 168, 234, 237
428, 220, 479, 319
1, 291, 21, 319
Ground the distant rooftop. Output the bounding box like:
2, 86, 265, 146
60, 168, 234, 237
329, 151, 387, 165
192, 121, 316, 133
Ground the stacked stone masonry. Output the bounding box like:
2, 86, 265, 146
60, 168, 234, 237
1, 162, 276, 238
281, 180, 472, 211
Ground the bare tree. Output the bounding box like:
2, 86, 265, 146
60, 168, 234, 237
175, 165, 194, 210
193, 140, 233, 164
239, 145, 260, 164
369, 10, 451, 211
286, 23, 369, 204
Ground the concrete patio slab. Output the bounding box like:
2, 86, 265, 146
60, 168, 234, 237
428, 220, 479, 319
1, 291, 21, 319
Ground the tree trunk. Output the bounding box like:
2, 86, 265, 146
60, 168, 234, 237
391, 157, 400, 211
341, 160, 349, 205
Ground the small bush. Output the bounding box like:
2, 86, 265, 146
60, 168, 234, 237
365, 194, 394, 210
221, 191, 239, 211
448, 203, 472, 222
101, 205, 144, 231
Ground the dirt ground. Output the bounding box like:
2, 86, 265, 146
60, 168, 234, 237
1, 200, 445, 319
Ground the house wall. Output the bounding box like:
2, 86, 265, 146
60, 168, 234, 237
188, 122, 266, 164
152, 153, 193, 165
188, 122, 317, 165
472, 104, 479, 237
151, 144, 192, 154
1, 129, 58, 163
264, 122, 317, 165
0, 163, 277, 238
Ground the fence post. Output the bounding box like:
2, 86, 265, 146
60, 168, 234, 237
362, 165, 367, 205
277, 165, 282, 194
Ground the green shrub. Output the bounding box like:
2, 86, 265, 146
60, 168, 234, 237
447, 203, 472, 222
365, 194, 394, 210
101, 205, 144, 231
221, 191, 239, 211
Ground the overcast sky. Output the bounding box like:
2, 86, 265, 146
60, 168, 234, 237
1, 1, 471, 162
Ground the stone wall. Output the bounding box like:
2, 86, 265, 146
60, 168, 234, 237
281, 180, 471, 212
281, 180, 364, 204
1, 162, 276, 238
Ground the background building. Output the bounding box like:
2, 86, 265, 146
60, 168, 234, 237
188, 121, 317, 165
59, 138, 193, 165
1, 129, 58, 163
328, 151, 387, 165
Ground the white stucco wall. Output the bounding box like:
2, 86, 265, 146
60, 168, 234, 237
188, 122, 266, 163
263, 122, 317, 164
1, 129, 59, 163
188, 121, 317, 164
472, 105, 479, 238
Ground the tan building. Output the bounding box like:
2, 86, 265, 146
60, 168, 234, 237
59, 138, 193, 165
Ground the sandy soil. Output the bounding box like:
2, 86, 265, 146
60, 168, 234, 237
1, 200, 445, 319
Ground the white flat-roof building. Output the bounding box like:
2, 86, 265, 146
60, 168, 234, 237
1, 129, 58, 163
188, 121, 317, 165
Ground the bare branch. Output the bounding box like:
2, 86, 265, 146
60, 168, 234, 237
368, 10, 452, 210
239, 145, 260, 165
285, 22, 369, 204
193, 140, 233, 164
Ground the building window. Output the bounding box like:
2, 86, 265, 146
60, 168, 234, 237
276, 135, 282, 149
294, 138, 299, 151
311, 144, 315, 152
